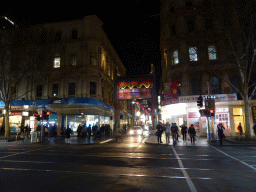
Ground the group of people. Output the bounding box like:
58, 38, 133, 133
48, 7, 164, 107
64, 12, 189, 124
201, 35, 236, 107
156, 122, 196, 145
76, 124, 112, 140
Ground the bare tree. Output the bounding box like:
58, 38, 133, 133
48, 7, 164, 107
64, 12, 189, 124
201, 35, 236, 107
209, 2, 256, 138
0, 26, 34, 138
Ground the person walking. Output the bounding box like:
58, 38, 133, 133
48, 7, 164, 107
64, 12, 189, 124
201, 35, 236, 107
181, 124, 188, 143
238, 123, 243, 135
253, 123, 256, 136
188, 124, 196, 145
165, 123, 171, 143
87, 125, 92, 140
171, 123, 178, 145
156, 122, 163, 144
65, 126, 72, 144
217, 123, 225, 146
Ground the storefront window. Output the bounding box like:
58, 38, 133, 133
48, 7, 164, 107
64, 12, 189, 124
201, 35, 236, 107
216, 108, 230, 133
233, 107, 243, 133
85, 115, 98, 127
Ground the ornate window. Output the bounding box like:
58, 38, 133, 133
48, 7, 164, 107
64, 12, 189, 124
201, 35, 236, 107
54, 56, 60, 68
52, 84, 59, 97
189, 47, 198, 61
208, 46, 217, 60
172, 50, 179, 65
36, 85, 43, 98
90, 82, 97, 95
90, 52, 97, 65
68, 82, 76, 96
72, 30, 77, 39
211, 77, 220, 94
71, 54, 77, 66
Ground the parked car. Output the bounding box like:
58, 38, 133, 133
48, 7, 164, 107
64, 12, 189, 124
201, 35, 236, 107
129, 126, 143, 135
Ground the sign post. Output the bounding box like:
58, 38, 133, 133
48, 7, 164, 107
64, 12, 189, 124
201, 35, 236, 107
205, 96, 216, 142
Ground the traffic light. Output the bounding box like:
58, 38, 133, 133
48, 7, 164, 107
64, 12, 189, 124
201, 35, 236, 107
205, 96, 215, 116
197, 96, 203, 107
43, 110, 50, 120
209, 109, 215, 116
34, 112, 43, 121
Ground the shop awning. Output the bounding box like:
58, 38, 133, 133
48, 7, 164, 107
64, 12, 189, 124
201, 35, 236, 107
0, 98, 113, 110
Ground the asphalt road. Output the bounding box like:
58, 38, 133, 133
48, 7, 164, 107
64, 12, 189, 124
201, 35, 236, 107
0, 134, 256, 192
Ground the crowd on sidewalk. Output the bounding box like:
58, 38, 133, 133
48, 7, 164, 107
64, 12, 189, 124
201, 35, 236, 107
155, 122, 197, 145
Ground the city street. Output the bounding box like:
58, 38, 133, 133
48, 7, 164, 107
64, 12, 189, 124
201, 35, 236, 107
0, 133, 256, 192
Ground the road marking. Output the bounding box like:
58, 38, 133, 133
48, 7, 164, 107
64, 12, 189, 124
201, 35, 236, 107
211, 146, 256, 171
0, 167, 212, 180
171, 146, 197, 192
0, 146, 55, 160
99, 139, 113, 144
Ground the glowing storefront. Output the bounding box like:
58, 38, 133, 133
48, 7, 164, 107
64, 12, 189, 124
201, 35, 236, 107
161, 94, 250, 137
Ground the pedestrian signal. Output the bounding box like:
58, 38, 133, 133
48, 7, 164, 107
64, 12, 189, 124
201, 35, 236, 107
197, 96, 203, 107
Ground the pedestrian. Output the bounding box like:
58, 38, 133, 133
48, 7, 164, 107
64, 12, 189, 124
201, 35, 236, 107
253, 123, 256, 136
238, 123, 243, 135
87, 124, 92, 140
65, 126, 71, 144
165, 122, 171, 143
44, 126, 48, 140
77, 124, 82, 138
100, 125, 104, 137
82, 125, 86, 138
188, 124, 196, 145
171, 123, 178, 145
92, 124, 98, 139
217, 123, 225, 146
156, 122, 163, 144
181, 124, 188, 143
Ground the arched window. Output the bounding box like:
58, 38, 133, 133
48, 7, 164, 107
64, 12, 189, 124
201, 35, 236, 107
56, 31, 61, 41
211, 77, 220, 94
72, 30, 77, 39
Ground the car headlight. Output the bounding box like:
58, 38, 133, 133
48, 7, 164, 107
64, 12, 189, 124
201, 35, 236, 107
137, 130, 142, 134
130, 130, 134, 134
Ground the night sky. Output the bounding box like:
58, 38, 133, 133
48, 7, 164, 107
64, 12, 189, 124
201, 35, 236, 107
2, 1, 162, 82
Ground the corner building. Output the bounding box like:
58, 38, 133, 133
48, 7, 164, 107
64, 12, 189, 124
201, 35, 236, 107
160, 0, 256, 137
6, 15, 125, 136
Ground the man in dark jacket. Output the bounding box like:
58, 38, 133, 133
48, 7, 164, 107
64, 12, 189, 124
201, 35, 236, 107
181, 124, 188, 143
156, 122, 163, 144
188, 124, 196, 145
217, 123, 225, 146
171, 123, 178, 144
65, 126, 72, 144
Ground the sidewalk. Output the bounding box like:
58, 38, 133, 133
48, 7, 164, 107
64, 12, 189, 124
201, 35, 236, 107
144, 131, 256, 146
0, 136, 114, 145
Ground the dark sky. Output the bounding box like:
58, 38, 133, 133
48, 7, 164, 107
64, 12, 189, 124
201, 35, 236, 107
2, 1, 161, 79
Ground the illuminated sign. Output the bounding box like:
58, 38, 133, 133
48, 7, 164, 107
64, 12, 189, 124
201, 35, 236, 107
118, 88, 152, 99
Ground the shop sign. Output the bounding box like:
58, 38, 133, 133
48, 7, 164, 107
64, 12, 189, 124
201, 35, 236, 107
10, 112, 22, 116
252, 106, 256, 122
216, 108, 229, 113
49, 98, 68, 104
188, 112, 200, 118
214, 94, 237, 102
179, 94, 237, 103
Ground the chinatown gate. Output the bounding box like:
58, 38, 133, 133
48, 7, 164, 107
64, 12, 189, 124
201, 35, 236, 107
114, 66, 158, 131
